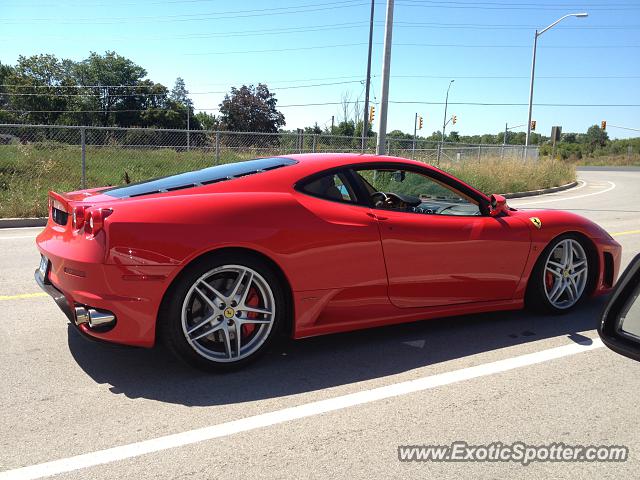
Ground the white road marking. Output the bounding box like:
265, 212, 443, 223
0, 226, 43, 232
514, 181, 616, 206
403, 339, 426, 348
0, 236, 37, 240
0, 339, 604, 480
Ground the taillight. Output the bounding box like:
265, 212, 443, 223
84, 208, 113, 236
72, 206, 85, 230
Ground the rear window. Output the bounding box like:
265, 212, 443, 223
103, 157, 297, 198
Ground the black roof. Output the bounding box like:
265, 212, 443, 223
103, 157, 297, 199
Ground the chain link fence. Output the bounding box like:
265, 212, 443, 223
0, 123, 539, 217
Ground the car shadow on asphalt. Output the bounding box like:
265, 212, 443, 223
67, 297, 607, 406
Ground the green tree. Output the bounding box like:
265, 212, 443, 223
219, 84, 285, 132
585, 124, 609, 149
354, 119, 374, 138
447, 131, 460, 142
333, 120, 355, 137
72, 51, 148, 126
170, 77, 192, 106
4, 54, 75, 125
0, 61, 16, 123
195, 112, 219, 131
304, 123, 322, 135
169, 77, 197, 129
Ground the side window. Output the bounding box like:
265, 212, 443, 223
300, 172, 357, 203
354, 167, 481, 216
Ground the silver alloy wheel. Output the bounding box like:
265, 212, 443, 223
543, 239, 589, 310
181, 265, 276, 363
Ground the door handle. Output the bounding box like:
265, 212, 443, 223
366, 212, 388, 221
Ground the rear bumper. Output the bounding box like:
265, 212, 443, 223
34, 269, 74, 322
36, 236, 176, 348
35, 269, 117, 344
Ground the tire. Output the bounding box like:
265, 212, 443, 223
526, 234, 595, 314
159, 252, 286, 372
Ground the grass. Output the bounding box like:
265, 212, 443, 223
444, 158, 576, 195
0, 143, 575, 218
574, 154, 640, 167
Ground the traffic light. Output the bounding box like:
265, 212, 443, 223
418, 116, 423, 130
601, 120, 607, 131
369, 106, 375, 123
452, 115, 457, 125
530, 120, 536, 131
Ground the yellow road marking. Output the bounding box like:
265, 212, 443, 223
0, 292, 47, 301
612, 229, 640, 237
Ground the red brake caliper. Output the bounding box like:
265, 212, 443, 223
242, 288, 260, 337
545, 271, 554, 290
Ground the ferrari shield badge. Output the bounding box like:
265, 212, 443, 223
530, 217, 542, 229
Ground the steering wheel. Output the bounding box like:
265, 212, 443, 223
370, 191, 390, 208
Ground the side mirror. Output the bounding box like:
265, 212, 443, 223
392, 170, 405, 182
489, 194, 509, 216
598, 253, 640, 362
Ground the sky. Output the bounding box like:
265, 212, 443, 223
1, 0, 639, 139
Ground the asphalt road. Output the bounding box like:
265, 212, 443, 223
1, 167, 639, 480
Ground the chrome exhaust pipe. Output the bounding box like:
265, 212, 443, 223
74, 306, 90, 325
87, 308, 116, 328
74, 305, 116, 328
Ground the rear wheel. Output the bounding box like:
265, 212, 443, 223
527, 235, 593, 313
160, 253, 286, 372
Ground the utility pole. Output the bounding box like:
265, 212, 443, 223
375, 0, 394, 156
437, 79, 454, 164
361, 0, 375, 153
331, 115, 334, 133
187, 108, 190, 151
412, 112, 418, 158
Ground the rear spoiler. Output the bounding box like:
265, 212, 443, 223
48, 191, 71, 213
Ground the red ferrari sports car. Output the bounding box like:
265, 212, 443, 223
36, 153, 621, 370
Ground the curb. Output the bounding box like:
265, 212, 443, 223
502, 181, 578, 199
0, 217, 47, 229
0, 181, 579, 228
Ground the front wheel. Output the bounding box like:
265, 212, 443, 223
526, 235, 594, 314
159, 253, 286, 372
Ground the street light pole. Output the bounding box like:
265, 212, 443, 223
437, 79, 454, 164
525, 12, 588, 147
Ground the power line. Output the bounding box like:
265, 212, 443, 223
0, 75, 370, 90
393, 20, 640, 30
393, 74, 640, 79
186, 42, 640, 56
4, 100, 639, 115
3, 74, 638, 93
389, 101, 640, 107
0, 22, 371, 42
396, 0, 640, 11
187, 42, 369, 55
0, 1, 368, 24
0, 80, 365, 97
395, 43, 640, 49
1, 20, 633, 43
